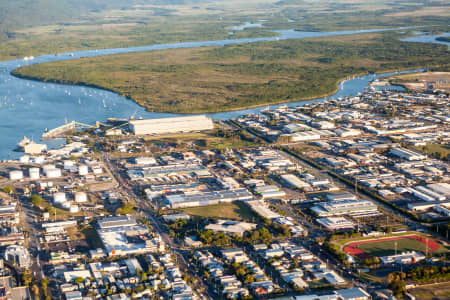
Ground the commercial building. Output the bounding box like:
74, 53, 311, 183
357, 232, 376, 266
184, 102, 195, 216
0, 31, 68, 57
164, 188, 253, 209
311, 199, 378, 217
335, 287, 371, 300
96, 216, 164, 256
129, 115, 214, 135
0, 204, 20, 224
141, 163, 209, 179
380, 251, 425, 265
317, 217, 355, 231
389, 147, 427, 161
4, 245, 31, 269
205, 220, 257, 237
280, 174, 311, 190
408, 200, 450, 211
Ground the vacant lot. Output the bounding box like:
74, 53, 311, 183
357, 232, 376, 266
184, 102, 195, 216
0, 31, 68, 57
180, 202, 258, 221
410, 282, 450, 300
390, 71, 450, 92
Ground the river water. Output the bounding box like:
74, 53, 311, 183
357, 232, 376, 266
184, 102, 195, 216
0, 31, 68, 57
0, 28, 448, 159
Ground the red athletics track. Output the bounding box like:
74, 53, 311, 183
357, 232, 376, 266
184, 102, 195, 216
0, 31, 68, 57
343, 234, 440, 258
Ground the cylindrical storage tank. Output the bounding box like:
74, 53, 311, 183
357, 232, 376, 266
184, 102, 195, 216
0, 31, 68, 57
78, 165, 89, 176
70, 205, 79, 213
9, 170, 23, 180
46, 168, 61, 178
53, 192, 66, 204
75, 192, 87, 203
29, 167, 40, 180
93, 167, 103, 174
63, 160, 75, 170
61, 201, 71, 209
19, 156, 30, 163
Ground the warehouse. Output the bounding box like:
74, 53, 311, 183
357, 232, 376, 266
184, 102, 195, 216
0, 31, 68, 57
408, 200, 450, 211
317, 217, 355, 231
311, 199, 378, 217
164, 188, 253, 209
427, 183, 450, 199
129, 115, 214, 135
380, 251, 425, 265
280, 174, 311, 190
389, 147, 427, 161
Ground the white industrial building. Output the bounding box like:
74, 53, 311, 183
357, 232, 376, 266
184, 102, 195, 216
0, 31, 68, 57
129, 115, 214, 135
311, 199, 378, 217
9, 170, 23, 180
164, 188, 253, 209
317, 217, 355, 231
75, 192, 88, 203
280, 174, 311, 190
28, 167, 40, 180
205, 220, 257, 237
24, 142, 47, 154
380, 251, 425, 265
389, 147, 427, 161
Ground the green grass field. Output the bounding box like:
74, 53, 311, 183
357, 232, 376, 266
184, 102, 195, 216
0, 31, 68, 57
180, 201, 258, 221
357, 238, 429, 257
415, 143, 450, 161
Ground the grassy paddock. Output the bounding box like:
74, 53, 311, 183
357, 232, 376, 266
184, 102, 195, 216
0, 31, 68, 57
179, 201, 258, 221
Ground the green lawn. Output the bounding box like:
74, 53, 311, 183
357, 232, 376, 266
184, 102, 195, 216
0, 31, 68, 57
415, 143, 450, 161
180, 201, 258, 221
357, 238, 429, 257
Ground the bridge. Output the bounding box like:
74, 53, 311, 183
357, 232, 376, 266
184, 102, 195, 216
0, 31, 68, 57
42, 120, 98, 139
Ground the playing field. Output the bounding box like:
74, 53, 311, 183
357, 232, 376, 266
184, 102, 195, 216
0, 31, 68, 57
343, 234, 442, 258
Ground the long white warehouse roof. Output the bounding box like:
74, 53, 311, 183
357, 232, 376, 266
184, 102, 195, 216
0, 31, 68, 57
129, 115, 214, 135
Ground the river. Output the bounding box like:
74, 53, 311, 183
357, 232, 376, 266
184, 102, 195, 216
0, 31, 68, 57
0, 28, 448, 159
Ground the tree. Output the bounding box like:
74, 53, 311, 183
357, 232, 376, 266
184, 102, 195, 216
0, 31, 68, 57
41, 277, 49, 297
21, 270, 33, 286
140, 272, 148, 282
74, 277, 84, 284
1, 186, 13, 194
31, 194, 45, 208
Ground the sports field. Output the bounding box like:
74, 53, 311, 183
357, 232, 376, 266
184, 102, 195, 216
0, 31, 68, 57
343, 234, 441, 258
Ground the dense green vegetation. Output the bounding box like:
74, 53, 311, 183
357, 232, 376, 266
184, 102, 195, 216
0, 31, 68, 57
437, 37, 450, 42
13, 32, 450, 113
387, 266, 450, 297
0, 0, 448, 61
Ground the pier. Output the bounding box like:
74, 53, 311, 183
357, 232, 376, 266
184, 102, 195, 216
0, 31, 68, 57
42, 121, 97, 139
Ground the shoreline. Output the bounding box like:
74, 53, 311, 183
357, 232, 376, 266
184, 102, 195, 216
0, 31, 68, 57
10, 67, 426, 115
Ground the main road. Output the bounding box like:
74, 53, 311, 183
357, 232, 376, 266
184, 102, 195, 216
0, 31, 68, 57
102, 153, 212, 299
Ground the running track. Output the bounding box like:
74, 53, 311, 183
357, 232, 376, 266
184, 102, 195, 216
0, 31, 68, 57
343, 234, 440, 258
